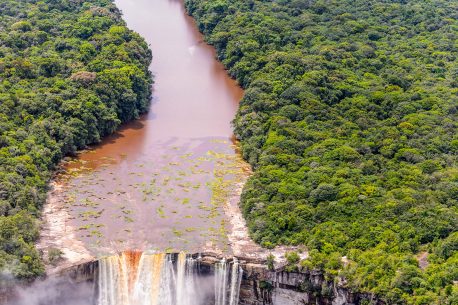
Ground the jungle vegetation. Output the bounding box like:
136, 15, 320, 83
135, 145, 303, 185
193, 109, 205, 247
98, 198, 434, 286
0, 0, 152, 278
185, 0, 458, 304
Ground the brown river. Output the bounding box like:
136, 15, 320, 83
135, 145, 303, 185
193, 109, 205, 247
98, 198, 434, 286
44, 0, 249, 257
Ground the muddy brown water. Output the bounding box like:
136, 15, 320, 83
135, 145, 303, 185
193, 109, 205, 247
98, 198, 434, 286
52, 0, 248, 255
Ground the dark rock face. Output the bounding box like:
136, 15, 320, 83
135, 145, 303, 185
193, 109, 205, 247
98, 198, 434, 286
59, 260, 98, 284
236, 259, 384, 305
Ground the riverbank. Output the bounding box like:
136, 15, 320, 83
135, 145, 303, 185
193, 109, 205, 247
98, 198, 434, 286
0, 0, 152, 280
36, 180, 95, 275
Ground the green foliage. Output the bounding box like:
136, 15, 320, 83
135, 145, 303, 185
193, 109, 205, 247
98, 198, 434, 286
47, 248, 63, 266
259, 280, 273, 291
266, 253, 275, 270
301, 249, 342, 278
0, 0, 152, 278
284, 251, 300, 272
434, 232, 458, 260
185, 0, 458, 303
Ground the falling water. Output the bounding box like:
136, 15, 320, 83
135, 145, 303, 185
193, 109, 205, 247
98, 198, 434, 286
228, 258, 242, 305
97, 252, 242, 305
176, 253, 198, 305
214, 259, 227, 305
214, 258, 243, 305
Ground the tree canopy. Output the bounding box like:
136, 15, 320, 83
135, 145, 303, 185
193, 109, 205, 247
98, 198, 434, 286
0, 0, 152, 278
185, 0, 458, 303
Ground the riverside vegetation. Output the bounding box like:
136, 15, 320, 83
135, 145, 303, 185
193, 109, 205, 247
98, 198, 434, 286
185, 0, 457, 304
0, 0, 152, 278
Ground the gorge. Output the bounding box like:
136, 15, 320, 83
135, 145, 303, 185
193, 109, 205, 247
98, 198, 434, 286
2, 0, 456, 304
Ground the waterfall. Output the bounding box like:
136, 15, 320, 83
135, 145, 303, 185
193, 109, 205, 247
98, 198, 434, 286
214, 259, 227, 305
98, 253, 131, 305
214, 258, 243, 305
97, 252, 242, 305
176, 253, 198, 305
228, 258, 242, 305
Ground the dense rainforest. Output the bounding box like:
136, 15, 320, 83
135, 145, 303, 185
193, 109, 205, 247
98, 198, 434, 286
185, 0, 457, 304
0, 0, 152, 278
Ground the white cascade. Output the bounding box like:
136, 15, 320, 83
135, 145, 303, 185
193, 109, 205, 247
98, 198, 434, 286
214, 258, 243, 305
176, 253, 197, 305
228, 258, 243, 305
98, 252, 242, 305
214, 258, 228, 305
98, 254, 132, 305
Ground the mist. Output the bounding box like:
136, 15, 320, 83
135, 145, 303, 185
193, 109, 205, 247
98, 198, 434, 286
5, 276, 95, 305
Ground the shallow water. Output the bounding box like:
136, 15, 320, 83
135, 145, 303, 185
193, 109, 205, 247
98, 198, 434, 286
53, 0, 247, 255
